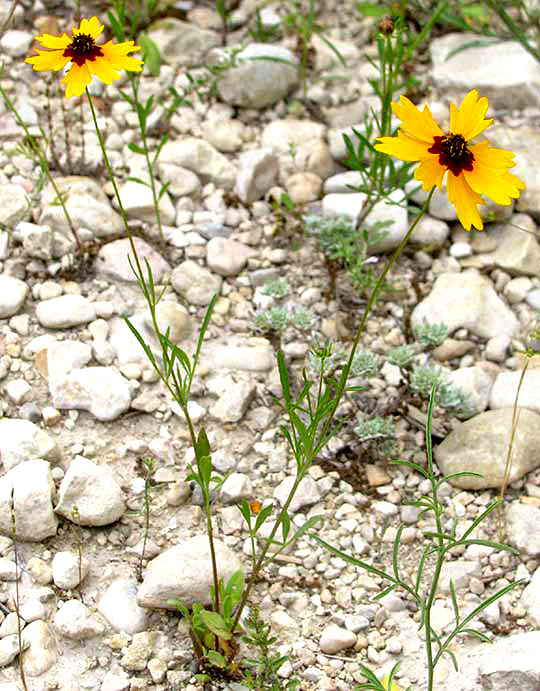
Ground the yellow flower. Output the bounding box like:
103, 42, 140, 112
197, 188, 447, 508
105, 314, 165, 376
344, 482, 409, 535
381, 674, 403, 691
374, 90, 525, 231
25, 16, 143, 99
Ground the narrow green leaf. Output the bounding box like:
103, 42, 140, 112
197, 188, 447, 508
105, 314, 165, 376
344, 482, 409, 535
449, 579, 460, 625
127, 141, 146, 155
238, 499, 251, 525
461, 627, 491, 643
168, 599, 191, 621
139, 33, 161, 76
281, 510, 291, 543
254, 504, 273, 533
459, 500, 502, 542
277, 350, 291, 404
199, 458, 213, 490
390, 459, 429, 478
196, 428, 211, 460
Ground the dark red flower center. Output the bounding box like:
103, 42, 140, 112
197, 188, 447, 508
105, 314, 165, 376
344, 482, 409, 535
428, 133, 475, 177
63, 32, 103, 66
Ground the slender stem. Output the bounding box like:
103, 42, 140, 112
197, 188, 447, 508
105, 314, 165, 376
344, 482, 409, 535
129, 76, 165, 245
87, 87, 221, 607
498, 357, 528, 540
231, 473, 303, 633
10, 490, 28, 691
0, 84, 80, 251
313, 186, 436, 457
0, 0, 20, 37
232, 188, 436, 633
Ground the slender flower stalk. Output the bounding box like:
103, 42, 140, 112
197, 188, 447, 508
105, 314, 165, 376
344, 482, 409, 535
231, 187, 436, 634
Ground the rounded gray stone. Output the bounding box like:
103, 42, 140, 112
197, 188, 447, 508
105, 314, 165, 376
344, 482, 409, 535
55, 455, 126, 527
137, 535, 242, 609
0, 274, 28, 319
435, 408, 540, 489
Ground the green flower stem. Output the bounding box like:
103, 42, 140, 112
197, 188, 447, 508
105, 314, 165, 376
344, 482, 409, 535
423, 391, 445, 691
0, 83, 81, 252
128, 75, 165, 245
498, 356, 529, 540
86, 87, 222, 608
313, 186, 436, 458
231, 186, 436, 635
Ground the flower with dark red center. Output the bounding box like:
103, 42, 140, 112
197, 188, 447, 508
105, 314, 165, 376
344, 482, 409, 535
374, 90, 525, 230
26, 16, 143, 99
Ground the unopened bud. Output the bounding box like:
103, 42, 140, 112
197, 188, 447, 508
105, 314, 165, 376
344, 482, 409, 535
379, 16, 394, 36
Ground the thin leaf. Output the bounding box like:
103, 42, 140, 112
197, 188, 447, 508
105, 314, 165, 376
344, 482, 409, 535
254, 504, 273, 533
139, 33, 161, 76
390, 458, 429, 478
281, 510, 291, 543
459, 500, 502, 541
196, 428, 211, 460
127, 142, 146, 155
460, 627, 491, 643
277, 350, 291, 404
449, 579, 460, 626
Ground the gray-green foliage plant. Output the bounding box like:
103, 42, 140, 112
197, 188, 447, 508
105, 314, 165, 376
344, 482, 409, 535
354, 415, 396, 457
414, 321, 449, 349
313, 386, 523, 691
303, 213, 391, 297
386, 344, 416, 369
410, 364, 472, 417
262, 278, 291, 299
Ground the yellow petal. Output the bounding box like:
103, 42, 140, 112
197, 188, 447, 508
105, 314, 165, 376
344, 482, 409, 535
25, 49, 70, 71
414, 155, 447, 190
463, 141, 525, 205
87, 55, 120, 84
449, 90, 493, 141
62, 62, 91, 99
75, 16, 104, 40
375, 131, 431, 161
446, 172, 484, 231
391, 95, 444, 143
469, 141, 517, 170
101, 40, 143, 72
502, 170, 526, 192
33, 32, 71, 49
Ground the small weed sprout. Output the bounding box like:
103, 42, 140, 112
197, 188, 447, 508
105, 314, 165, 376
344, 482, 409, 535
414, 320, 449, 348
386, 344, 416, 369
70, 505, 84, 602
241, 605, 300, 691
10, 489, 29, 691
410, 364, 446, 398
138, 457, 157, 582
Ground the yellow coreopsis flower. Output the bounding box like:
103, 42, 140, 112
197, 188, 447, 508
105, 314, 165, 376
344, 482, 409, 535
25, 16, 143, 99
374, 90, 525, 231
